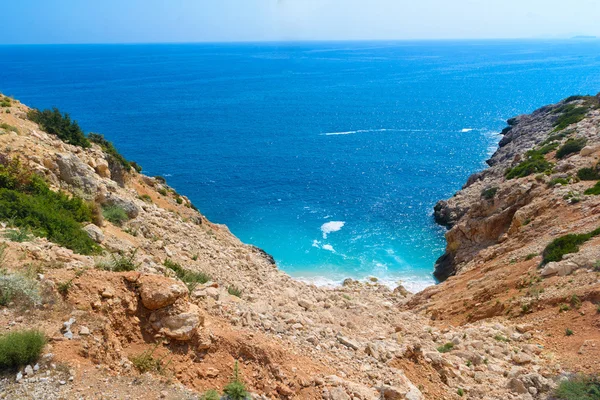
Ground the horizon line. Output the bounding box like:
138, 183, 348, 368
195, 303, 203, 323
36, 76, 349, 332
0, 36, 597, 46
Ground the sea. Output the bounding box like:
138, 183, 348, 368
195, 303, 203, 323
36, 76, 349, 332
1, 40, 600, 291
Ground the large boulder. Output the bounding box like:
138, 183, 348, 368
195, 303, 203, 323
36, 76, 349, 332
55, 153, 100, 197
83, 224, 104, 243
102, 193, 140, 219
138, 274, 187, 310
150, 300, 203, 341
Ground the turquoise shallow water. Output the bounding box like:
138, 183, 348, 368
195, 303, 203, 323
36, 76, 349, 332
1, 40, 600, 290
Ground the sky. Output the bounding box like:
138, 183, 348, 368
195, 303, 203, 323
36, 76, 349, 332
2, 0, 600, 44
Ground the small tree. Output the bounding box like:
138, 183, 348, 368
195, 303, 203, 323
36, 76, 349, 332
223, 361, 249, 400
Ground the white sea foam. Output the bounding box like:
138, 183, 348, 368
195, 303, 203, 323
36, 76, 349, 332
461, 128, 474, 132
321, 128, 396, 136
293, 274, 435, 293
321, 221, 345, 239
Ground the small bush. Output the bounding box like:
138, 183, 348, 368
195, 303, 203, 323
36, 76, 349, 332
0, 269, 40, 307
457, 388, 464, 397
565, 328, 574, 336
437, 342, 454, 353
481, 187, 498, 200
525, 253, 537, 261
56, 279, 73, 296
201, 390, 220, 400
129, 343, 169, 374
505, 150, 553, 179
570, 295, 582, 309
559, 303, 570, 312
223, 361, 249, 400
27, 108, 90, 148
163, 259, 210, 291
4, 228, 33, 243
549, 177, 569, 187
158, 188, 168, 196
228, 286, 242, 298
102, 205, 129, 226
585, 182, 600, 196
556, 138, 587, 159
541, 227, 600, 265
109, 250, 139, 272
553, 104, 589, 131
554, 375, 600, 400
139, 194, 152, 203
0, 123, 18, 134
154, 176, 167, 184
176, 196, 183, 205
0, 96, 11, 108
494, 334, 509, 342
577, 167, 600, 181
0, 330, 46, 370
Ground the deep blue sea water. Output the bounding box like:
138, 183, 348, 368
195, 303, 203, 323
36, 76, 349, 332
1, 40, 600, 290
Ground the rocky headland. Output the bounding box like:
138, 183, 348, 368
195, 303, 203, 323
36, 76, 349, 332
0, 93, 599, 399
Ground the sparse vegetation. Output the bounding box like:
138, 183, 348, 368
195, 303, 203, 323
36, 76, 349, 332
556, 138, 587, 159
554, 375, 600, 400
107, 250, 139, 272
0, 330, 46, 370
525, 253, 537, 261
570, 295, 582, 309
437, 342, 454, 353
584, 181, 600, 196
158, 188, 168, 196
0, 155, 99, 254
201, 390, 221, 400
541, 227, 600, 265
0, 96, 12, 108
553, 104, 589, 132
0, 123, 18, 134
56, 279, 74, 296
227, 285, 242, 298
27, 107, 90, 148
481, 187, 498, 200
494, 334, 509, 343
223, 361, 249, 400
102, 205, 129, 226
129, 343, 170, 374
457, 388, 464, 397
505, 149, 553, 179
565, 328, 574, 336
163, 259, 210, 292
4, 227, 33, 243
0, 268, 41, 307
548, 177, 569, 187
578, 166, 600, 181
139, 194, 152, 203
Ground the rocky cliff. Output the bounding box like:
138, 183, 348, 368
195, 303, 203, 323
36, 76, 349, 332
0, 93, 598, 400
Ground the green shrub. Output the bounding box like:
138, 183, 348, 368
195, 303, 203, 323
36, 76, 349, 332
139, 194, 152, 203
4, 228, 33, 242
0, 269, 40, 307
506, 150, 553, 179
481, 187, 498, 200
494, 334, 509, 342
102, 205, 129, 226
0, 156, 98, 255
553, 104, 589, 131
27, 108, 90, 148
158, 188, 168, 196
457, 388, 464, 397
108, 250, 139, 272
570, 295, 582, 309
554, 375, 600, 400
542, 227, 600, 264
556, 138, 587, 159
175, 196, 183, 205
154, 176, 167, 184
88, 133, 133, 171
559, 303, 570, 312
129, 343, 168, 374
0, 123, 18, 134
201, 390, 220, 400
56, 279, 73, 296
437, 342, 454, 353
565, 328, 574, 336
0, 330, 46, 370
228, 286, 242, 298
0, 96, 11, 108
549, 177, 569, 187
223, 361, 249, 400
537, 142, 559, 155
585, 182, 600, 196
525, 253, 537, 261
164, 259, 210, 291
578, 167, 600, 181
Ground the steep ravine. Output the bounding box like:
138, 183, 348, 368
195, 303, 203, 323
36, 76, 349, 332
0, 93, 599, 400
